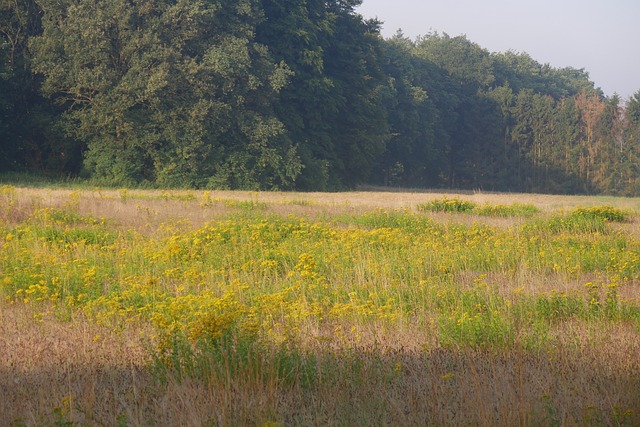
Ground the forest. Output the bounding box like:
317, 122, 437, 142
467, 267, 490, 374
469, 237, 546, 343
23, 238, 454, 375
2, 0, 640, 194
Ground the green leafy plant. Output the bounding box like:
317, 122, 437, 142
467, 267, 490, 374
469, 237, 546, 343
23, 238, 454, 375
417, 196, 476, 213
569, 206, 629, 223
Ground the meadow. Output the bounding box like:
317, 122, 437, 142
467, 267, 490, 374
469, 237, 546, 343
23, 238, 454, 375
1, 186, 640, 426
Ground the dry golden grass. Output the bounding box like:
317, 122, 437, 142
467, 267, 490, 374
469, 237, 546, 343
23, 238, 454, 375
6, 186, 640, 229
2, 186, 640, 426
2, 301, 639, 426
0, 302, 151, 426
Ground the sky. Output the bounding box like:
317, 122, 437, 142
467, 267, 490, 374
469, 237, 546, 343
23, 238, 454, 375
356, 0, 640, 100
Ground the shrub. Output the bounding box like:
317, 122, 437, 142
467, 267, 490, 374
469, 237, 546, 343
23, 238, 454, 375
418, 198, 540, 217
569, 205, 628, 223
417, 196, 476, 214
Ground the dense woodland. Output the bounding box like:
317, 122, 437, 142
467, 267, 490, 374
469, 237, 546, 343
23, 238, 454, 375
1, 0, 640, 194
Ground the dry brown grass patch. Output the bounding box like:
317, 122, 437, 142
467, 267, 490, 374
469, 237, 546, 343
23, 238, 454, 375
0, 302, 152, 426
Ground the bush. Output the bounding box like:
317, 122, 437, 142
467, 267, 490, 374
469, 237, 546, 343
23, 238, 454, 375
418, 198, 540, 217
417, 196, 476, 213
569, 206, 628, 223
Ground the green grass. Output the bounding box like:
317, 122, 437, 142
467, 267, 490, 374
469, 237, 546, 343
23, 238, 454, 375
569, 205, 629, 222
418, 197, 540, 217
473, 202, 540, 217
417, 196, 476, 213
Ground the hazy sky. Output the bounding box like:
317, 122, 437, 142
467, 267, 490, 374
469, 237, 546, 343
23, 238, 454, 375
356, 0, 640, 100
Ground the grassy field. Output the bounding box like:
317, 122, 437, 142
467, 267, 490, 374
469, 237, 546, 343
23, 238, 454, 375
1, 186, 640, 426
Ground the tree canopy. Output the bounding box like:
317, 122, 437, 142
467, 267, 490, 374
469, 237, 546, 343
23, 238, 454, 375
1, 0, 639, 194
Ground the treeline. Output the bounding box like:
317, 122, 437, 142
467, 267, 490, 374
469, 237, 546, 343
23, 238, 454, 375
2, 0, 639, 194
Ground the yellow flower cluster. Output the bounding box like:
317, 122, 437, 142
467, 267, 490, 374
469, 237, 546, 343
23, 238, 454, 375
2, 193, 640, 354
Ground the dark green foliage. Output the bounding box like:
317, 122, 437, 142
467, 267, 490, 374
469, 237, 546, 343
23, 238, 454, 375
256, 0, 388, 190
29, 0, 301, 189
373, 32, 449, 188
1, 1, 639, 193
0, 0, 81, 174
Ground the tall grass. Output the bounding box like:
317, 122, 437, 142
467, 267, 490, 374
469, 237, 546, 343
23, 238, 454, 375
1, 188, 640, 425
418, 196, 540, 217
